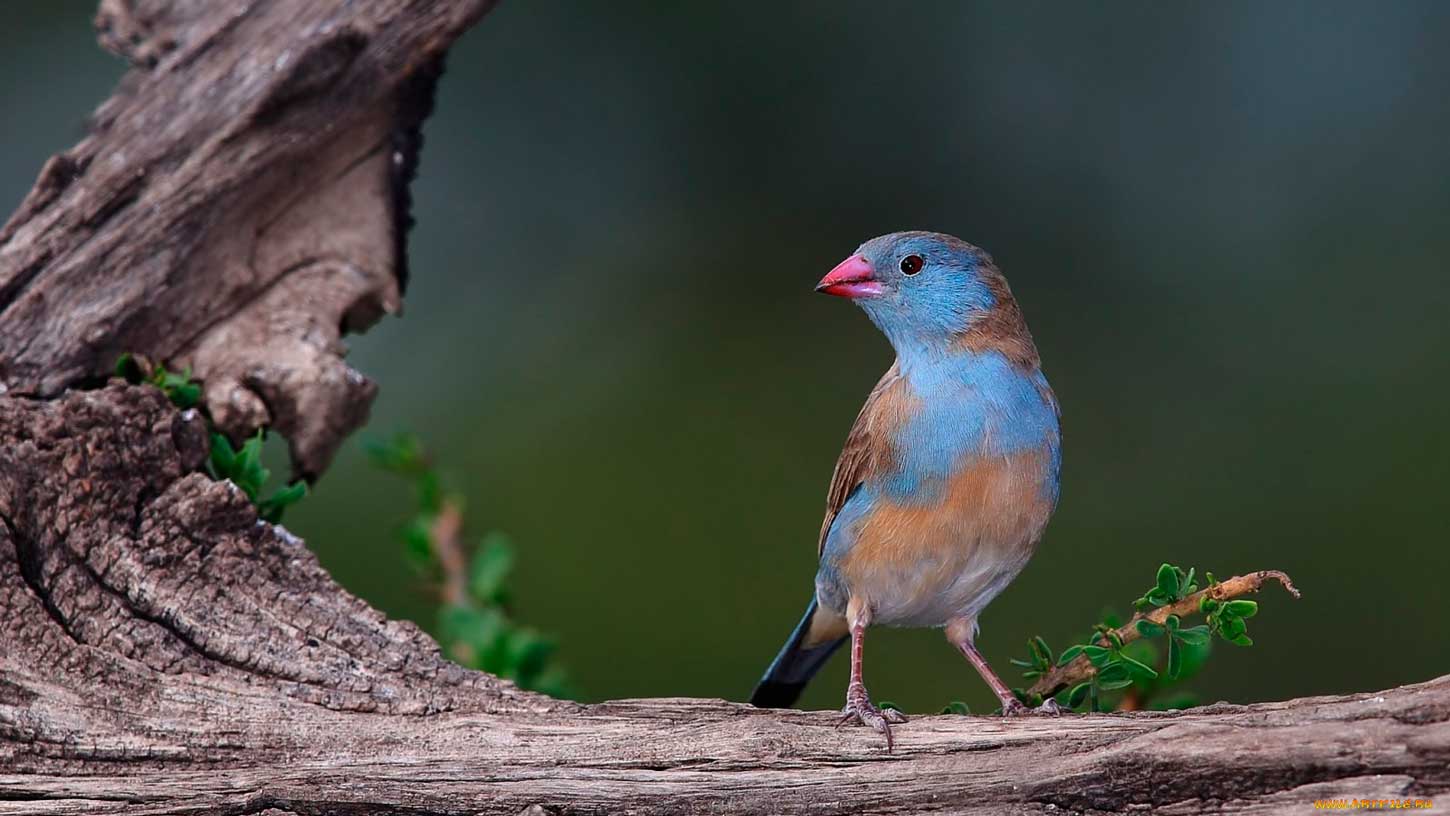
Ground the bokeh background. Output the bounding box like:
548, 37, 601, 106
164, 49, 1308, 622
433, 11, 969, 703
6, 1, 1448, 713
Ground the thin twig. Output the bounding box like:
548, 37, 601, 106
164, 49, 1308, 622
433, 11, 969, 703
430, 500, 468, 606
429, 499, 472, 661
1027, 570, 1301, 698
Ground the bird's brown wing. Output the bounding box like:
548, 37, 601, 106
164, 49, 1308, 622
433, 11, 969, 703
818, 361, 902, 557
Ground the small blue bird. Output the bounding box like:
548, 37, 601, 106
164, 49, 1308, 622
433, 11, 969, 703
750, 231, 1062, 747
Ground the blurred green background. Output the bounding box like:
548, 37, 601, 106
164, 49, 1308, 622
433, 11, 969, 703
5, 1, 1447, 714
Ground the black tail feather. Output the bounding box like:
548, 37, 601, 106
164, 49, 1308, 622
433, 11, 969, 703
749, 597, 846, 708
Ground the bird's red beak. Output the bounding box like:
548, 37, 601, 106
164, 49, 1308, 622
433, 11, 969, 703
815, 255, 883, 299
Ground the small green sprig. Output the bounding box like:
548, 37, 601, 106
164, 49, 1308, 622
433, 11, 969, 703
1010, 622, 1167, 712
116, 353, 201, 409
117, 353, 306, 523
1201, 596, 1259, 647
207, 430, 308, 523
1008, 635, 1055, 679
1135, 613, 1212, 679
1008, 563, 1296, 714
1134, 563, 1198, 611
369, 433, 570, 697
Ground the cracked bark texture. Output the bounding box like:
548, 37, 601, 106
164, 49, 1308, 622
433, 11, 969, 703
1, 2, 1448, 815
0, 0, 484, 478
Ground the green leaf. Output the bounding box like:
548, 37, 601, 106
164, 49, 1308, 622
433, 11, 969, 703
505, 628, 557, 683
1156, 563, 1180, 599
1056, 645, 1084, 666
879, 700, 901, 711
1167, 636, 1183, 680
401, 518, 434, 569
258, 481, 308, 523
416, 472, 443, 515
466, 606, 513, 671
169, 381, 201, 408
1136, 619, 1166, 638
208, 433, 235, 480
1223, 600, 1259, 618
1066, 682, 1092, 709
366, 433, 425, 473
152, 366, 202, 409
1096, 663, 1133, 690
1031, 636, 1053, 668
1118, 654, 1159, 681
1199, 595, 1219, 613
1164, 614, 1181, 632
438, 603, 508, 670
1082, 645, 1113, 667
1174, 635, 1213, 682
1121, 638, 1159, 669
1174, 625, 1212, 647
229, 432, 269, 500
1133, 597, 1153, 611
469, 532, 516, 603
115, 353, 144, 383
1009, 658, 1035, 668
437, 602, 480, 643
530, 666, 573, 698
1220, 615, 1247, 640
1182, 567, 1197, 594
1227, 633, 1254, 647
939, 701, 971, 715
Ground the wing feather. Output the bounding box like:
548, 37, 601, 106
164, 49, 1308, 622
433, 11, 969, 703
817, 361, 903, 556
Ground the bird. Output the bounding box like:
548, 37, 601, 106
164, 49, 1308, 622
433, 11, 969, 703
749, 231, 1062, 748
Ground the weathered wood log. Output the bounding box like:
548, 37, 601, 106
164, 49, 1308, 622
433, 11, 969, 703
1, 2, 1447, 814
0, 0, 491, 479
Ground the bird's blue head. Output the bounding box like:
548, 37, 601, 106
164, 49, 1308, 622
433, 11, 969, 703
817, 231, 1032, 362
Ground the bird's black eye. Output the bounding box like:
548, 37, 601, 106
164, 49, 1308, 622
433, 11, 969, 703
900, 254, 924, 276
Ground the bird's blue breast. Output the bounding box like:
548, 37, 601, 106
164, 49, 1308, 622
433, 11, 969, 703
814, 349, 1062, 624
883, 350, 1059, 503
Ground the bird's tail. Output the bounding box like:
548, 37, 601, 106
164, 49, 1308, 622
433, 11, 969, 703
749, 596, 848, 708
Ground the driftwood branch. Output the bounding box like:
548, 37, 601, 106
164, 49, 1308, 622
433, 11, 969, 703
0, 2, 1447, 814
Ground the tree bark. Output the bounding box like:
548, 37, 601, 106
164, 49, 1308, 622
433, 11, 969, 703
0, 2, 1446, 814
0, 0, 486, 479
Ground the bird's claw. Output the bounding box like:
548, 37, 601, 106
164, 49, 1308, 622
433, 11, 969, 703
1000, 697, 1065, 717
836, 693, 907, 750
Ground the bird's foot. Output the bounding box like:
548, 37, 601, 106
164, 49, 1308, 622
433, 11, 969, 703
999, 697, 1065, 717
836, 689, 907, 750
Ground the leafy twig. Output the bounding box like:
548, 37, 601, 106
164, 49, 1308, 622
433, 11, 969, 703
1027, 570, 1300, 699
430, 501, 469, 607
117, 353, 306, 522
369, 433, 570, 696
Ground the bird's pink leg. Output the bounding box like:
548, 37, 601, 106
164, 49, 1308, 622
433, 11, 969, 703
837, 600, 906, 749
947, 618, 1062, 716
